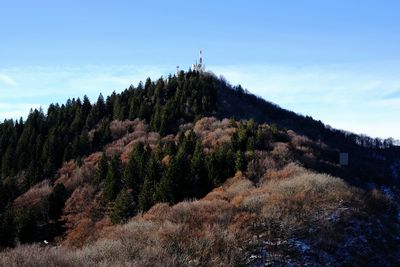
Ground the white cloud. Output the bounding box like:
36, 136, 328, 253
0, 63, 399, 139
0, 65, 170, 122
210, 63, 400, 139
0, 73, 17, 86
0, 65, 170, 100
0, 102, 45, 121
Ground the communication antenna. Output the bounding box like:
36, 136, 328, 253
191, 50, 205, 72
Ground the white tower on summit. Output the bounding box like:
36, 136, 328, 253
192, 50, 205, 72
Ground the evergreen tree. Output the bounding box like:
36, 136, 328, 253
92, 119, 112, 151
95, 153, 108, 185
138, 176, 155, 212
103, 155, 122, 201
70, 108, 83, 134
2, 143, 15, 178
71, 136, 80, 159
138, 156, 158, 211
110, 189, 135, 224
207, 144, 235, 186
82, 95, 92, 118
206, 152, 219, 187
113, 97, 123, 120
85, 94, 105, 128
63, 144, 73, 162
191, 140, 210, 198
144, 77, 153, 97
163, 141, 177, 155
27, 158, 44, 186
123, 142, 147, 194
150, 102, 162, 131
138, 102, 150, 121
235, 150, 246, 172
48, 183, 68, 221
154, 154, 187, 203
96, 93, 106, 117
79, 129, 90, 155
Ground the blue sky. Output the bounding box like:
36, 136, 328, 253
0, 0, 399, 139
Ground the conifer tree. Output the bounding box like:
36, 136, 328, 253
138, 176, 155, 212
63, 144, 73, 162
110, 189, 135, 224
235, 150, 246, 172
70, 108, 83, 134
138, 156, 158, 211
82, 95, 92, 118
48, 183, 68, 221
95, 153, 108, 185
191, 140, 210, 197
2, 140, 16, 178
79, 129, 90, 155
103, 155, 122, 201
123, 142, 146, 193
113, 97, 123, 120
154, 156, 180, 203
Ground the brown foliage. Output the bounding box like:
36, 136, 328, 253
62, 218, 113, 248
62, 185, 96, 225
271, 142, 291, 160
109, 120, 137, 139
61, 182, 111, 248
1, 163, 392, 267
55, 158, 97, 191
99, 120, 161, 163
13, 179, 51, 211
161, 155, 171, 168
0, 245, 73, 267
193, 117, 236, 151
261, 162, 306, 182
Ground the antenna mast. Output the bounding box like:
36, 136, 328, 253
193, 49, 205, 72
191, 49, 205, 72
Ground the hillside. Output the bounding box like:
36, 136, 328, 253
0, 70, 399, 266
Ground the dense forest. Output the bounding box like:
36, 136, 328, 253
0, 70, 399, 251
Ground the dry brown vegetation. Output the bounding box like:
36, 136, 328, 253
3, 162, 392, 267
192, 117, 236, 151
105, 120, 161, 162
61, 184, 110, 247
55, 158, 97, 191
13, 180, 52, 210
2, 118, 398, 266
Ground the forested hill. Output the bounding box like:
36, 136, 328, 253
0, 69, 399, 252
0, 70, 398, 191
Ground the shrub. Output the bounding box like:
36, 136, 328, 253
0, 164, 396, 267
13, 180, 51, 210
0, 244, 73, 267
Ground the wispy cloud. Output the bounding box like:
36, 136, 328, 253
0, 65, 170, 122
382, 90, 400, 100
0, 102, 44, 120
211, 63, 400, 139
0, 63, 399, 139
0, 73, 17, 86
0, 65, 170, 100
